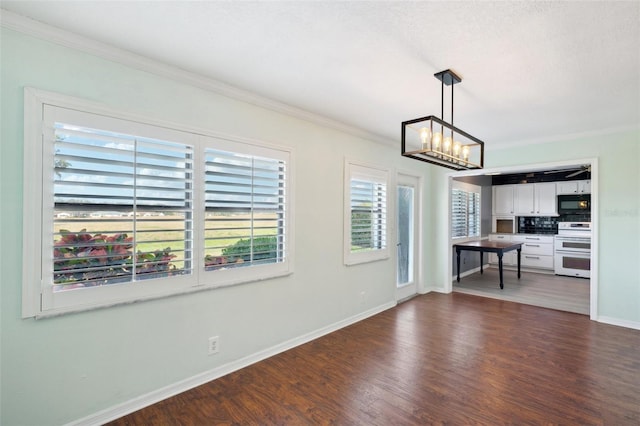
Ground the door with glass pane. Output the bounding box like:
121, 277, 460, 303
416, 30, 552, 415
396, 174, 420, 301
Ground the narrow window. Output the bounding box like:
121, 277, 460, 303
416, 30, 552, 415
344, 161, 389, 265
451, 181, 481, 239
204, 148, 286, 270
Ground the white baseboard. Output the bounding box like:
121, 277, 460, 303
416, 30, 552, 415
66, 301, 397, 426
454, 264, 489, 280
597, 316, 640, 330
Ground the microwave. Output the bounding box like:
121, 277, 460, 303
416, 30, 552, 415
558, 194, 591, 215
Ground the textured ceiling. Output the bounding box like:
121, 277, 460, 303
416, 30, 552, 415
2, 1, 639, 148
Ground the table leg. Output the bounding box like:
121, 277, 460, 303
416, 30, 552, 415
498, 251, 504, 289
456, 247, 461, 282
480, 252, 484, 274
517, 248, 521, 279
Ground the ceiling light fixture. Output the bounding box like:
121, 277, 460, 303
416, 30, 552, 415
401, 69, 484, 170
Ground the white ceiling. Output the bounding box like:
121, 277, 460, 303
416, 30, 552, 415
2, 1, 639, 148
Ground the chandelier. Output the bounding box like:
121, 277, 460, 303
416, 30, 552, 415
401, 69, 484, 170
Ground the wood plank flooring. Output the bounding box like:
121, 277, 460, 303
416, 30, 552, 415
454, 267, 590, 315
108, 293, 640, 425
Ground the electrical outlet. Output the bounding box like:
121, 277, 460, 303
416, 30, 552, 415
359, 291, 366, 305
208, 336, 219, 355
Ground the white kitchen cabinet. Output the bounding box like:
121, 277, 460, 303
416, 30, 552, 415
578, 180, 591, 194
514, 184, 535, 215
512, 235, 554, 270
488, 234, 516, 266
534, 183, 558, 215
556, 180, 591, 195
493, 185, 515, 215
514, 183, 557, 216
489, 234, 554, 271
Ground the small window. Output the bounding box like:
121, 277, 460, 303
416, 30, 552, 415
344, 161, 389, 265
451, 181, 481, 240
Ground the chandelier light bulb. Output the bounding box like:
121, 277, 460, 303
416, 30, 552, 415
443, 136, 452, 155
462, 146, 470, 162
432, 131, 442, 151
453, 141, 461, 158
419, 127, 431, 149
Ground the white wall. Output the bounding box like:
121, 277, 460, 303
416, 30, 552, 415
0, 27, 435, 425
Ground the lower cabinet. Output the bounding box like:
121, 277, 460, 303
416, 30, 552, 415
488, 234, 515, 266
489, 234, 554, 271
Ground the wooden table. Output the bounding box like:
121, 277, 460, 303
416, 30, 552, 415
454, 241, 522, 289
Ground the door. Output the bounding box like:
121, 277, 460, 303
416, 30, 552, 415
396, 174, 420, 302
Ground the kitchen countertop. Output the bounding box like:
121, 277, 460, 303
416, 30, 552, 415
491, 232, 557, 236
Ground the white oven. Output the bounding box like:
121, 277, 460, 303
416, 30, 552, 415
554, 222, 591, 278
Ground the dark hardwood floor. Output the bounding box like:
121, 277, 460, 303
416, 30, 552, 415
108, 293, 640, 425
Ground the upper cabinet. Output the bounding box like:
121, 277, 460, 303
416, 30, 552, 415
556, 180, 591, 195
534, 182, 558, 215
514, 184, 535, 215
493, 185, 515, 215
514, 183, 557, 216
494, 182, 558, 217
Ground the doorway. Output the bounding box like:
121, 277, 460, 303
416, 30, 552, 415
396, 173, 421, 302
447, 158, 598, 319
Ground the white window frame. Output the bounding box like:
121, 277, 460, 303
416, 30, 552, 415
343, 160, 390, 265
451, 180, 481, 242
22, 88, 294, 318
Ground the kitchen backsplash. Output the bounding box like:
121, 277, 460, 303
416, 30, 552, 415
518, 214, 591, 234
518, 216, 558, 234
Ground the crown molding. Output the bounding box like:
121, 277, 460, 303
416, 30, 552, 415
0, 9, 393, 146
487, 123, 640, 151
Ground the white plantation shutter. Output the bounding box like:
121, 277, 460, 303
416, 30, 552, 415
204, 147, 286, 270
51, 119, 194, 289
350, 179, 387, 251
23, 89, 293, 318
451, 182, 481, 239
468, 191, 481, 237
344, 162, 389, 265
451, 189, 468, 238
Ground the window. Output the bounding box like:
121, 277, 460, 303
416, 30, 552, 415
344, 161, 389, 265
23, 88, 292, 318
204, 147, 286, 272
451, 181, 481, 239
51, 118, 195, 289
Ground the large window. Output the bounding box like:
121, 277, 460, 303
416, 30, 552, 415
23, 89, 292, 318
451, 181, 481, 240
344, 161, 389, 265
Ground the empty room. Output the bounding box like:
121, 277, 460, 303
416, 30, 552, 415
1, 2, 639, 425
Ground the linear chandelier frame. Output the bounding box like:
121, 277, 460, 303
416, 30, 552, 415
401, 69, 484, 171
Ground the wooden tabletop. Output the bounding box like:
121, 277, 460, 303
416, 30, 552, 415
454, 241, 522, 250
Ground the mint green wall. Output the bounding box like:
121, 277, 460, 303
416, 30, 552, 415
485, 131, 640, 322
0, 28, 436, 425
3, 26, 639, 426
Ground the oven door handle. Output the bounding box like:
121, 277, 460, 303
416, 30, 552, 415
554, 250, 590, 256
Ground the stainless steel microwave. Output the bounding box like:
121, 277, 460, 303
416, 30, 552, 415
557, 194, 591, 215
